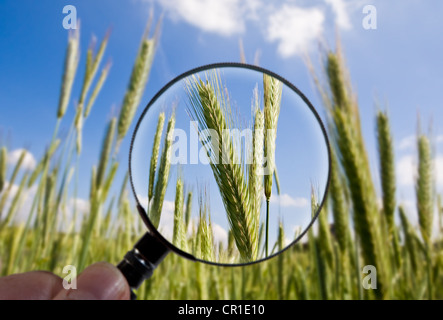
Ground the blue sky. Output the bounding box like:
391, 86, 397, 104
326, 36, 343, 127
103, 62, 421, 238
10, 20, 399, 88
1, 0, 443, 251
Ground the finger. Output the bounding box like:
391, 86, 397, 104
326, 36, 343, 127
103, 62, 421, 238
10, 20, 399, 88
0, 271, 63, 300
53, 262, 130, 300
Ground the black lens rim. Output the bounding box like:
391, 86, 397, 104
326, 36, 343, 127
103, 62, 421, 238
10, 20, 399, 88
129, 62, 331, 267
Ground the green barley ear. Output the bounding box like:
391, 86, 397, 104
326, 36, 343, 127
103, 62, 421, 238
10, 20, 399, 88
185, 191, 193, 230
317, 198, 334, 269
399, 205, 418, 272
173, 177, 186, 250
0, 149, 26, 217
96, 117, 116, 188
150, 113, 175, 228
57, 28, 80, 119
186, 73, 256, 261
74, 104, 83, 154
148, 112, 165, 203
263, 73, 282, 200
416, 134, 433, 245
249, 106, 264, 239
84, 62, 111, 118
376, 109, 396, 236
28, 139, 60, 187
79, 32, 109, 109
320, 49, 387, 298
117, 19, 159, 148
263, 73, 282, 258
197, 193, 214, 261
439, 195, 443, 235
329, 150, 350, 253
0, 147, 6, 192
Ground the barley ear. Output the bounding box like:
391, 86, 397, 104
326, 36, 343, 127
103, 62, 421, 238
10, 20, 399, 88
0, 147, 6, 192
57, 28, 80, 119
329, 150, 350, 253
117, 34, 156, 148
186, 73, 256, 261
263, 73, 282, 257
84, 62, 111, 118
249, 107, 264, 243
150, 114, 175, 228
416, 134, 433, 245
148, 112, 165, 202
96, 117, 116, 188
74, 105, 83, 154
185, 191, 193, 230
376, 110, 396, 236
173, 177, 186, 250
79, 32, 109, 108
324, 50, 387, 298
263, 73, 282, 200
197, 193, 214, 261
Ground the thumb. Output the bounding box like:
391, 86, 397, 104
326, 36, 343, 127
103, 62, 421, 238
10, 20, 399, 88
54, 262, 130, 300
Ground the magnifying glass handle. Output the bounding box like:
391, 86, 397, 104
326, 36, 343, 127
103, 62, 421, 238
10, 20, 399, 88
117, 231, 170, 300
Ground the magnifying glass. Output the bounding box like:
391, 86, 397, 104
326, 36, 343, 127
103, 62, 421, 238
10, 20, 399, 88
117, 63, 331, 299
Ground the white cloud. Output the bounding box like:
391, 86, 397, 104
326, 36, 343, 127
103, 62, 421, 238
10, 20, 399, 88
7, 149, 36, 171
152, 0, 355, 57
270, 193, 308, 208
398, 135, 416, 151
0, 182, 37, 224
397, 154, 415, 186
158, 0, 246, 36
0, 181, 90, 233
399, 135, 443, 151
266, 5, 324, 57
211, 222, 228, 247
325, 0, 351, 30
156, 200, 175, 240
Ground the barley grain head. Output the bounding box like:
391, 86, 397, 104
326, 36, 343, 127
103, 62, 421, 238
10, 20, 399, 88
57, 28, 80, 119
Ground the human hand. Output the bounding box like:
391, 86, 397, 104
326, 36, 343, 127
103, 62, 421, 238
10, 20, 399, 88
0, 262, 130, 300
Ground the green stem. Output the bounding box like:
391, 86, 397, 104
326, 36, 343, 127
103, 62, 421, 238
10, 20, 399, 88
265, 199, 270, 257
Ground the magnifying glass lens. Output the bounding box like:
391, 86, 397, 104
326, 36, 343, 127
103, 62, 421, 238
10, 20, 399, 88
130, 65, 329, 265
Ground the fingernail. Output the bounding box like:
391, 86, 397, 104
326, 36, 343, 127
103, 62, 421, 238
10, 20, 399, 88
55, 262, 130, 300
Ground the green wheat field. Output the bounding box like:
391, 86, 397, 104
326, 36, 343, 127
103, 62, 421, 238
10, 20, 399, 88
0, 21, 442, 300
